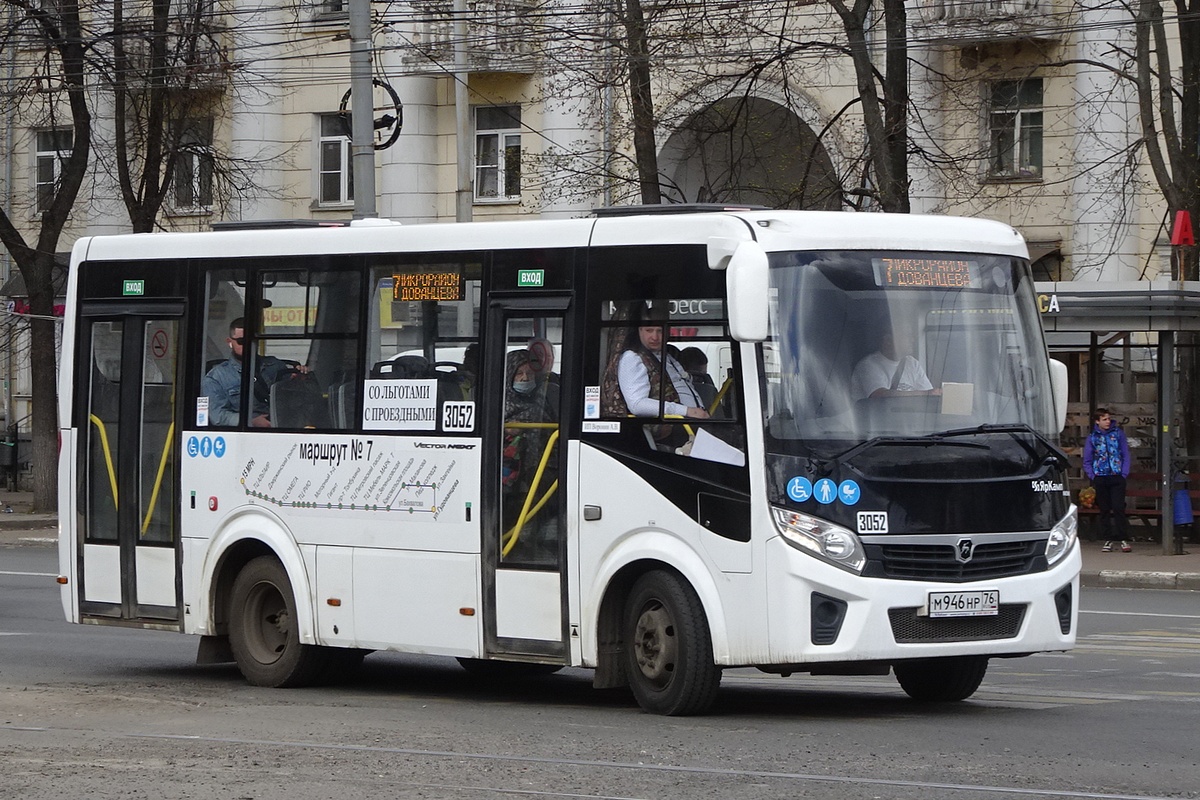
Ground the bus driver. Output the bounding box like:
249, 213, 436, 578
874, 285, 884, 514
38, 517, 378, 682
202, 317, 306, 427
850, 328, 941, 400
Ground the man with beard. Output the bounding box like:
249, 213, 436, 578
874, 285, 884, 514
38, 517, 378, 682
201, 316, 303, 427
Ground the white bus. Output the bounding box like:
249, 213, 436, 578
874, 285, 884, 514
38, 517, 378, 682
58, 208, 1080, 715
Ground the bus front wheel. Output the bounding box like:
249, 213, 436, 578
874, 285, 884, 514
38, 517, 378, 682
229, 556, 328, 687
623, 570, 721, 716
893, 656, 988, 702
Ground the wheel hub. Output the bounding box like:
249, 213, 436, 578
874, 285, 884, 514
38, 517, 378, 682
246, 582, 289, 664
633, 604, 677, 686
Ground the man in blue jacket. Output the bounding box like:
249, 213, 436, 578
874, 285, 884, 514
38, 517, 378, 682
1083, 408, 1132, 552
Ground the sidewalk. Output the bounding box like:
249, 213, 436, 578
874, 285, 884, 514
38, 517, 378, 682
0, 488, 57, 546
1076, 536, 1200, 590
1, 489, 1197, 590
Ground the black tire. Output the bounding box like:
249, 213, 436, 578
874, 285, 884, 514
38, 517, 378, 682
894, 656, 988, 702
623, 570, 721, 715
456, 658, 562, 679
228, 556, 330, 687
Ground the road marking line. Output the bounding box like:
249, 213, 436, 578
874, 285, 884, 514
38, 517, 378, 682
1080, 610, 1200, 620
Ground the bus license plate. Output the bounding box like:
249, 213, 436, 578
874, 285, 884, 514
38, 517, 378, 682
927, 590, 999, 618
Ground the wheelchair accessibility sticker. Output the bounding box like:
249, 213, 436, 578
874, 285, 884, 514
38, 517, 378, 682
187, 435, 226, 459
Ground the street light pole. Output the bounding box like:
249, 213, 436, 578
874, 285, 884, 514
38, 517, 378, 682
454, 0, 472, 223
349, 0, 377, 219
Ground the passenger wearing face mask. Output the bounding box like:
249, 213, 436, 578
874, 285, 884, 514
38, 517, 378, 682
501, 349, 559, 557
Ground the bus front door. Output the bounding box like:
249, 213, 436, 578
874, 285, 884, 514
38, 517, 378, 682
483, 301, 571, 661
77, 312, 182, 624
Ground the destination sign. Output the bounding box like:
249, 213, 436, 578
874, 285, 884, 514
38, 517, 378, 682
393, 270, 464, 302
873, 257, 976, 288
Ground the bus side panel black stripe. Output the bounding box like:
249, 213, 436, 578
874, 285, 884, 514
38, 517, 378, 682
584, 442, 751, 542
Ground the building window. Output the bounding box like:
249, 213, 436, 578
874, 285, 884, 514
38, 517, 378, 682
311, 0, 346, 17
318, 113, 353, 206
989, 79, 1042, 180
475, 105, 521, 201
35, 129, 73, 212
173, 118, 214, 211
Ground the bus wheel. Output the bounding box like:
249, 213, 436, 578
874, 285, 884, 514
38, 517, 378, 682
893, 656, 988, 702
229, 556, 328, 687
623, 570, 720, 715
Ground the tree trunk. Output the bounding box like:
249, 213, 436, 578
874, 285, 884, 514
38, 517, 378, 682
831, 0, 909, 212
622, 0, 661, 204
26, 268, 59, 513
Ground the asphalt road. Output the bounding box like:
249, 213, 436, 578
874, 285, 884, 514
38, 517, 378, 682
2, 544, 1198, 800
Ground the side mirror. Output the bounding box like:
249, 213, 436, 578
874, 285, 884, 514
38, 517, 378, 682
1049, 358, 1068, 432
727, 241, 769, 342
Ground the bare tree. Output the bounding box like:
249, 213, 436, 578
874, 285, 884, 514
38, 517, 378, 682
1133, 0, 1200, 280
101, 0, 271, 231
620, 0, 661, 203
0, 0, 93, 511
1129, 0, 1200, 462
828, 0, 909, 212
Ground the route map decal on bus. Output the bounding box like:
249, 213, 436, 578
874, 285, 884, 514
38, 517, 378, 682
202, 436, 478, 521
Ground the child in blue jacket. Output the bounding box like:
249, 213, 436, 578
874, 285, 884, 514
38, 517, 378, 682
1083, 408, 1132, 552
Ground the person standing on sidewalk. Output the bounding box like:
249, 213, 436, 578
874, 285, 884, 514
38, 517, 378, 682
1083, 408, 1132, 552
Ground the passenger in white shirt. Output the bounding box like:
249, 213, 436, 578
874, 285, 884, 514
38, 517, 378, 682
616, 326, 709, 420
850, 331, 941, 400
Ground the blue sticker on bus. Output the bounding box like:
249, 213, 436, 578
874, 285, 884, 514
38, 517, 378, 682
199, 437, 213, 458
187, 436, 200, 458
213, 436, 226, 458
814, 478, 837, 505
786, 476, 813, 502
838, 480, 861, 506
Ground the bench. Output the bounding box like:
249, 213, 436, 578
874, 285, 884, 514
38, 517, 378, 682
1076, 471, 1200, 538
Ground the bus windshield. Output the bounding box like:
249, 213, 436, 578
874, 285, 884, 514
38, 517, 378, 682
762, 249, 1056, 456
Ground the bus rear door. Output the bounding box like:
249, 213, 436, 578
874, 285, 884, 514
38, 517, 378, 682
76, 304, 183, 625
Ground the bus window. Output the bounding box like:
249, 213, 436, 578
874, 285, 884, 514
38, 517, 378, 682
199, 269, 248, 427
599, 298, 745, 466
257, 268, 362, 430
198, 265, 362, 430
365, 257, 482, 434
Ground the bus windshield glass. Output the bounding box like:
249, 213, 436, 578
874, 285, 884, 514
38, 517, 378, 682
762, 249, 1055, 454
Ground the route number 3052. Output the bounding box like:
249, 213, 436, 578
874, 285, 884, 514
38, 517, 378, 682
443, 401, 475, 432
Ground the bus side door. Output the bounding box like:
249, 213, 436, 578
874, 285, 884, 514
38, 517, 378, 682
482, 297, 572, 661
76, 308, 183, 625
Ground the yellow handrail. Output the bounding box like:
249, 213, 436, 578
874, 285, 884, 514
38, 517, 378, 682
661, 413, 694, 438
88, 414, 119, 510
708, 377, 733, 416
502, 428, 560, 557
141, 421, 174, 536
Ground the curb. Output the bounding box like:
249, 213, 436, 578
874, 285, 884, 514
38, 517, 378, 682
1082, 570, 1200, 591
0, 516, 57, 531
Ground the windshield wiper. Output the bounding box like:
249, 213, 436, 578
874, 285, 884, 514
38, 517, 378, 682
822, 434, 990, 472
931, 423, 1069, 467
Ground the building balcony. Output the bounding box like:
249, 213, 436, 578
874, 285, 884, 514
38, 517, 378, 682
398, 0, 536, 75
911, 0, 1064, 45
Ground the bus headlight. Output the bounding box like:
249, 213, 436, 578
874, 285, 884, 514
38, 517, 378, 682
771, 507, 866, 574
1045, 505, 1078, 566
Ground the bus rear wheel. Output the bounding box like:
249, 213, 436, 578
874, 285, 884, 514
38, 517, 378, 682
229, 556, 329, 687
893, 656, 988, 702
623, 570, 720, 716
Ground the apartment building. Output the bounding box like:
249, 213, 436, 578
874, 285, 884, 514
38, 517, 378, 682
0, 0, 1190, 480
